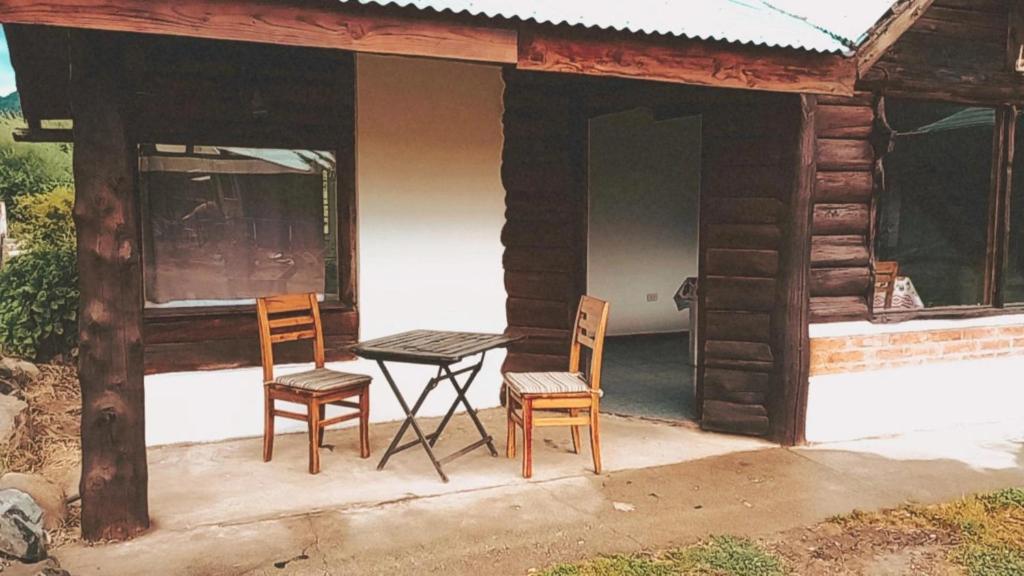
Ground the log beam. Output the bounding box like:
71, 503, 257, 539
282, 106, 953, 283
0, 0, 518, 64
71, 30, 149, 542
517, 25, 856, 96
855, 0, 936, 76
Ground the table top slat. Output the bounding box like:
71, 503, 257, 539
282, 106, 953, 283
353, 330, 519, 364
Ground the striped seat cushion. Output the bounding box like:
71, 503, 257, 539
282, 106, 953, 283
504, 372, 600, 396
270, 368, 371, 392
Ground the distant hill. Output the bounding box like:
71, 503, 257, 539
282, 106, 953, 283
0, 92, 20, 115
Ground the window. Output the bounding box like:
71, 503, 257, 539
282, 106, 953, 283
1005, 114, 1024, 304
139, 144, 338, 308
875, 99, 996, 310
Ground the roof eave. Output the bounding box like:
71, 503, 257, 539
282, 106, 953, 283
853, 0, 937, 77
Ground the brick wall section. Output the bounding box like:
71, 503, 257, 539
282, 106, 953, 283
810, 325, 1024, 375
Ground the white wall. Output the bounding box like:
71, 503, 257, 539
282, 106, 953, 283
587, 109, 700, 336
146, 55, 508, 446
806, 316, 1024, 443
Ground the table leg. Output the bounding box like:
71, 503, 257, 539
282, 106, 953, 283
440, 362, 498, 457
375, 361, 449, 482
427, 361, 482, 448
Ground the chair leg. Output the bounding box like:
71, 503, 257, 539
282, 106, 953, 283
263, 387, 275, 462
569, 408, 581, 454
308, 399, 321, 475
359, 386, 370, 459
589, 399, 602, 475
506, 389, 516, 459
522, 399, 533, 479
318, 404, 326, 447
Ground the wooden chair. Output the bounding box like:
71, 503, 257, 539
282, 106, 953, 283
505, 295, 610, 479
256, 293, 371, 474
874, 261, 900, 310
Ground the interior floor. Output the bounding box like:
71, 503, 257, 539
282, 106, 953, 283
600, 332, 696, 422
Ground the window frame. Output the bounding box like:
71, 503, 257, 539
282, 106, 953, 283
137, 144, 344, 311
140, 139, 359, 373
112, 37, 360, 374
870, 97, 1020, 322
137, 87, 360, 374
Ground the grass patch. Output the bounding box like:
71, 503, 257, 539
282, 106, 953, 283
957, 547, 1024, 576
979, 487, 1024, 510
540, 488, 1024, 576
541, 554, 676, 576
539, 537, 786, 576
933, 488, 1024, 576
828, 487, 1024, 576
671, 537, 787, 576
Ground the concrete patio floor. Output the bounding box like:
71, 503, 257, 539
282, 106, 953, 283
56, 416, 1024, 576
139, 408, 769, 531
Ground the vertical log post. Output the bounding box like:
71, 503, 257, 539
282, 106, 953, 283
70, 30, 150, 541
776, 94, 816, 445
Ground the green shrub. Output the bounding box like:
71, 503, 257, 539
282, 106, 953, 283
0, 243, 78, 360
980, 488, 1024, 511
957, 546, 1024, 576
0, 117, 78, 361
11, 186, 75, 250
0, 115, 72, 220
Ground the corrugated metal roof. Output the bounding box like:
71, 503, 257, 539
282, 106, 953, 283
343, 0, 896, 54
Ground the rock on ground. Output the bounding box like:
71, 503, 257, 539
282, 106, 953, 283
0, 474, 66, 531
0, 358, 41, 386
0, 376, 16, 396
0, 489, 47, 563
0, 394, 28, 452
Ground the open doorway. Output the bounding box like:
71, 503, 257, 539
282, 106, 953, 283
587, 107, 701, 422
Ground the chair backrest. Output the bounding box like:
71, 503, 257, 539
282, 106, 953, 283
255, 293, 325, 383
873, 260, 900, 309
568, 295, 610, 393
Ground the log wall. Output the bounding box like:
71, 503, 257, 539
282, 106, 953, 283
144, 307, 358, 374
500, 75, 812, 440
500, 70, 587, 373
815, 1, 1023, 323
698, 93, 800, 437
124, 34, 353, 150
808, 94, 876, 322
860, 0, 1022, 104
119, 36, 361, 373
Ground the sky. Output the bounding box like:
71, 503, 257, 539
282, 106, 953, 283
0, 28, 15, 96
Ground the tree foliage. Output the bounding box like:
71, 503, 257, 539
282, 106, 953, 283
11, 185, 75, 250
0, 114, 78, 361
0, 114, 73, 220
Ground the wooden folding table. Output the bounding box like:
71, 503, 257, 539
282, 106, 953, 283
352, 330, 518, 482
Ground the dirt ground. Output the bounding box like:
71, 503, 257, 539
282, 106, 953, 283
771, 488, 1024, 575
1, 361, 82, 546
544, 488, 1024, 576
768, 514, 964, 576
